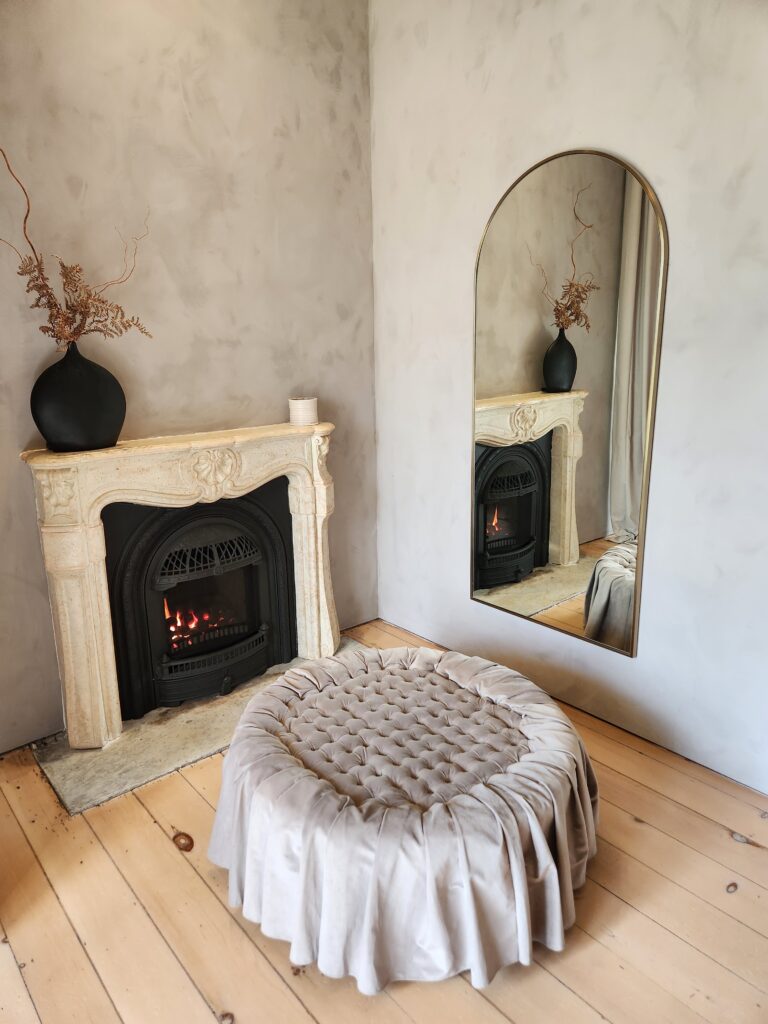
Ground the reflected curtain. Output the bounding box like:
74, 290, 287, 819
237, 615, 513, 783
608, 174, 661, 541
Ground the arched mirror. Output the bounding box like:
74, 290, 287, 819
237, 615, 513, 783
471, 150, 667, 656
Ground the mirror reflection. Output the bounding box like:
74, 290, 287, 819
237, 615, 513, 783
472, 151, 666, 655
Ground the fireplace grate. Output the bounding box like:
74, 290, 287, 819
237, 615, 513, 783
486, 537, 535, 557
160, 624, 270, 678
155, 534, 262, 588
171, 621, 251, 653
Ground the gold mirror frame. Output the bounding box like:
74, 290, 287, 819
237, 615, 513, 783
470, 149, 669, 657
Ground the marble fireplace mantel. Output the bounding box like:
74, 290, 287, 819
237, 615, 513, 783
475, 391, 587, 567
21, 423, 340, 749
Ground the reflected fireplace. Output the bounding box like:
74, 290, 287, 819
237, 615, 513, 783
102, 476, 296, 719
474, 434, 552, 588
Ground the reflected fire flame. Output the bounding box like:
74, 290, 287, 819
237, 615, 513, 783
486, 505, 502, 537
163, 596, 234, 653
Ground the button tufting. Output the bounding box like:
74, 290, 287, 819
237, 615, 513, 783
264, 665, 530, 810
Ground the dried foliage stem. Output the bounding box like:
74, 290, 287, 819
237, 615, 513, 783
95, 214, 150, 295
527, 183, 600, 333
0, 147, 151, 348
568, 184, 593, 279
0, 146, 39, 261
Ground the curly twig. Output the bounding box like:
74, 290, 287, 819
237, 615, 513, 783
95, 210, 150, 294
0, 146, 39, 263
568, 184, 592, 281
0, 236, 24, 261
526, 242, 556, 306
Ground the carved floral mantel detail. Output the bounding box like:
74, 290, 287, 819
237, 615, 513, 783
37, 469, 79, 524
508, 405, 539, 444
22, 423, 340, 750
189, 446, 242, 499
475, 390, 587, 567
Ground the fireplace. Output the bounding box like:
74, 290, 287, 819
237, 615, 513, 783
102, 477, 296, 719
474, 433, 552, 588
22, 424, 338, 748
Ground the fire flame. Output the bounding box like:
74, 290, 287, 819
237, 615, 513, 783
163, 595, 238, 654
487, 505, 502, 536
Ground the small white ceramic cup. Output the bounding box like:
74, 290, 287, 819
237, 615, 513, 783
288, 397, 319, 426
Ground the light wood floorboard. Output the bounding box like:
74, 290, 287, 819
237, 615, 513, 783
0, 922, 40, 1024
0, 617, 764, 1024
529, 538, 620, 637
0, 750, 216, 1024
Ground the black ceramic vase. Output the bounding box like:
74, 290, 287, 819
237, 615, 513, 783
30, 342, 126, 452
542, 328, 577, 392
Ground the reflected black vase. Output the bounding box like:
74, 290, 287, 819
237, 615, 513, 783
30, 342, 126, 452
542, 328, 577, 392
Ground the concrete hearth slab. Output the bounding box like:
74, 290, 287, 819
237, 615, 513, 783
33, 638, 364, 815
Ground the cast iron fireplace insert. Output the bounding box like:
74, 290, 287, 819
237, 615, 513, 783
102, 476, 297, 719
474, 434, 552, 589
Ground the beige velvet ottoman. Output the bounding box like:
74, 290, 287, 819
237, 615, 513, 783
209, 646, 598, 994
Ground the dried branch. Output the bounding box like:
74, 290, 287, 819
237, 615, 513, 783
1, 148, 151, 347
526, 243, 557, 306
0, 147, 39, 262
568, 184, 593, 280
0, 236, 24, 262
526, 183, 600, 333
95, 210, 150, 294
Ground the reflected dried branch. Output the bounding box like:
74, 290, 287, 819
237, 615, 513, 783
527, 183, 599, 332
568, 184, 593, 280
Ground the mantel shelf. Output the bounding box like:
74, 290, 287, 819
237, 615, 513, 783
21, 421, 334, 467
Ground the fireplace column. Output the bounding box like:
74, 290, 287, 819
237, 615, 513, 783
549, 423, 584, 565
34, 471, 122, 748
289, 434, 339, 659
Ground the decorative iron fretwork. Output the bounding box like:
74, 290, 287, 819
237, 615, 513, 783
154, 533, 261, 589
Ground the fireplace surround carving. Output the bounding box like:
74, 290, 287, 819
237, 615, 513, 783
22, 423, 339, 749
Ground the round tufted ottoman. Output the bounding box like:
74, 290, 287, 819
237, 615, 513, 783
209, 646, 598, 994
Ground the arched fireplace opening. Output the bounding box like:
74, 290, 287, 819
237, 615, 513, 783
102, 476, 296, 720
474, 434, 552, 588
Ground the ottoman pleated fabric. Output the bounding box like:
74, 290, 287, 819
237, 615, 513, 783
209, 646, 598, 994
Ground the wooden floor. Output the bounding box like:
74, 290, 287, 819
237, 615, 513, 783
532, 538, 619, 638
2, 619, 767, 1024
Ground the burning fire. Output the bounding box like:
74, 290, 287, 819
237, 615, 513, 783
163, 595, 235, 653
486, 505, 502, 536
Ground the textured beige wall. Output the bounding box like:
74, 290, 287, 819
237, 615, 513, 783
0, 0, 375, 752
476, 154, 625, 541
370, 0, 768, 791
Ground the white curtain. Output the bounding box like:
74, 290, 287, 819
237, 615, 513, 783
608, 173, 662, 541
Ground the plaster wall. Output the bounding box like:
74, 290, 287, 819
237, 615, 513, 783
0, 0, 376, 752
370, 0, 768, 791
